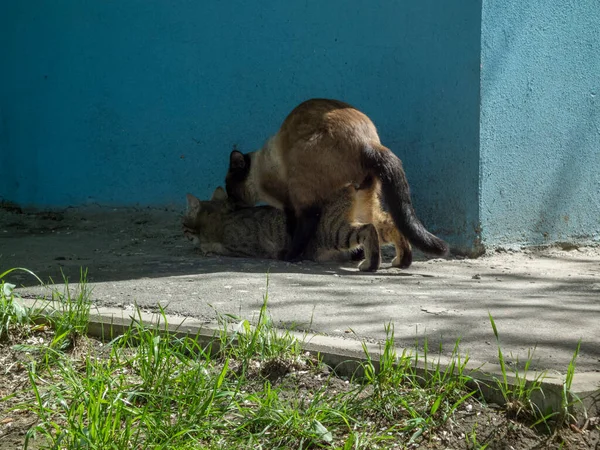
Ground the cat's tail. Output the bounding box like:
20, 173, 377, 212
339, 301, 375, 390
361, 143, 449, 256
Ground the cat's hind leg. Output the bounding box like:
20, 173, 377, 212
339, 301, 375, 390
391, 234, 412, 269
348, 223, 381, 272
374, 209, 413, 269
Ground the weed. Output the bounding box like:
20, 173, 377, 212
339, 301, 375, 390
535, 339, 583, 428
358, 322, 476, 444
0, 267, 43, 339
488, 312, 548, 422
561, 340, 582, 424
216, 276, 301, 370
465, 421, 489, 449
45, 268, 93, 349
26, 308, 236, 448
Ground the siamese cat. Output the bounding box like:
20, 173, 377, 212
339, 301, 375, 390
225, 98, 448, 261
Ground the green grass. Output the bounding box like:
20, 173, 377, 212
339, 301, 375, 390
214, 277, 302, 367
486, 312, 588, 432
45, 268, 93, 348
1, 268, 44, 339
0, 268, 592, 449
488, 312, 548, 421
358, 324, 476, 444
465, 421, 490, 450
560, 339, 582, 424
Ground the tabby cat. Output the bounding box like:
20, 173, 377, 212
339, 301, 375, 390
182, 186, 411, 272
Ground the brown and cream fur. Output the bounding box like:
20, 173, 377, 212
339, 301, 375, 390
182, 186, 411, 272
225, 98, 448, 263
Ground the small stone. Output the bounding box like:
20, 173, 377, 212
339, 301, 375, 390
472, 274, 481, 280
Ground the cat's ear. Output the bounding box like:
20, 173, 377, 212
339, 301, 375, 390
229, 150, 246, 170
186, 193, 201, 211
211, 186, 228, 201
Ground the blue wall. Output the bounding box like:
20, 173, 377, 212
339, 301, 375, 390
480, 0, 600, 247
0, 1, 482, 250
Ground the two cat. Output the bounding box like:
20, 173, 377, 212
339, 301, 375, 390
184, 98, 447, 271
225, 98, 448, 262
183, 184, 411, 272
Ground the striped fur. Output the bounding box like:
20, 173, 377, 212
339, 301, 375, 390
183, 187, 411, 272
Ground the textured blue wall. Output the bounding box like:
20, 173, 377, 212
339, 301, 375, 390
0, 1, 481, 249
480, 0, 600, 247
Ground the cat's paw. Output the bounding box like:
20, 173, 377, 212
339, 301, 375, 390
358, 259, 379, 272
349, 247, 365, 261
392, 251, 412, 269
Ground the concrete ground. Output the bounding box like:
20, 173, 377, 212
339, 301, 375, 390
1, 206, 599, 373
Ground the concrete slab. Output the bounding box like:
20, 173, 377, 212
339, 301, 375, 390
1, 207, 600, 374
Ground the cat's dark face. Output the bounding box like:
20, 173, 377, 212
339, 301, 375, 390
225, 150, 254, 206
182, 188, 232, 245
